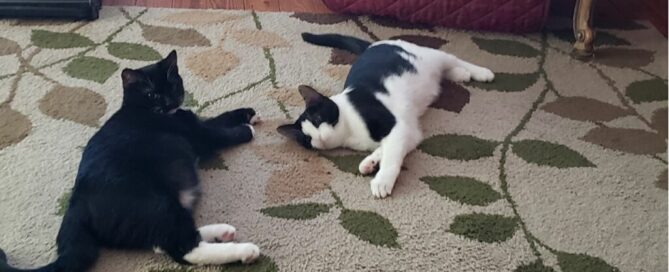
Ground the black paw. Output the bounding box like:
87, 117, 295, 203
0, 248, 7, 262
237, 108, 258, 125
230, 125, 254, 144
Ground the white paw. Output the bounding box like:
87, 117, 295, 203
238, 243, 260, 264
447, 67, 472, 82
358, 157, 379, 175
245, 124, 255, 137
250, 113, 262, 125
199, 224, 236, 242
471, 67, 495, 82
370, 177, 395, 198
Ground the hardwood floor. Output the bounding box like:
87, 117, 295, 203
104, 0, 666, 37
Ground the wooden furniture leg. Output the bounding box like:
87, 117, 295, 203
573, 0, 596, 59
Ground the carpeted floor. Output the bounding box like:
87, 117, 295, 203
0, 7, 667, 272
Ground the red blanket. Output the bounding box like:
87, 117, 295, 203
323, 0, 551, 33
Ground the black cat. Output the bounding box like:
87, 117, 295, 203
0, 51, 261, 272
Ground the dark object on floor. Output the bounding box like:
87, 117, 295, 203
0, 0, 101, 20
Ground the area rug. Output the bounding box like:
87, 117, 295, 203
0, 7, 666, 272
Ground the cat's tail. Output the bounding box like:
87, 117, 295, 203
0, 209, 99, 272
301, 33, 371, 55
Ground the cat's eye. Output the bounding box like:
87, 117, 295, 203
147, 93, 159, 100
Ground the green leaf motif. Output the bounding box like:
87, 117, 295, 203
552, 29, 631, 46
0, 37, 20, 56
107, 42, 161, 61
56, 191, 72, 216
64, 56, 118, 83
472, 37, 540, 58
420, 176, 502, 206
419, 134, 498, 161
183, 91, 199, 108
468, 72, 539, 92
625, 78, 668, 104
581, 127, 666, 155
514, 260, 556, 272
260, 203, 331, 220
198, 156, 228, 170
512, 140, 595, 168
541, 96, 630, 122
556, 251, 620, 272
221, 255, 278, 272
449, 213, 518, 243
322, 154, 366, 175
31, 30, 94, 49
141, 24, 211, 47
339, 209, 399, 248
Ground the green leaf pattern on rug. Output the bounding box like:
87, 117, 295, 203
0, 37, 20, 56
421, 176, 502, 206
31, 30, 94, 49
514, 260, 556, 272
63, 56, 119, 83
468, 72, 540, 92
220, 255, 278, 272
541, 96, 630, 122
0, 105, 32, 150
551, 29, 631, 46
260, 203, 331, 220
107, 42, 161, 61
449, 213, 518, 243
472, 37, 540, 58
39, 85, 107, 127
512, 140, 595, 168
594, 48, 654, 68
56, 191, 71, 216
183, 91, 199, 108
339, 209, 399, 248
389, 34, 448, 49
141, 24, 211, 47
419, 134, 498, 161
198, 156, 228, 170
625, 78, 668, 104
581, 127, 666, 155
322, 154, 367, 175
556, 251, 620, 272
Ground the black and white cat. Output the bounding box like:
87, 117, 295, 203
0, 51, 261, 272
278, 33, 494, 198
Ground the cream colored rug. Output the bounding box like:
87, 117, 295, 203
0, 7, 667, 272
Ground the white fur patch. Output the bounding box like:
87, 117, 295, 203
184, 242, 260, 265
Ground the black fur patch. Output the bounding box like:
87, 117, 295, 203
344, 44, 416, 141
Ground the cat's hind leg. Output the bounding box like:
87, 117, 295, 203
371, 124, 422, 198
359, 147, 382, 175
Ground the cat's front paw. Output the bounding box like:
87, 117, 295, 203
238, 243, 260, 264
446, 67, 472, 82
471, 67, 495, 82
370, 177, 395, 198
359, 156, 379, 175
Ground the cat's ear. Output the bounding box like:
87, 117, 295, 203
121, 68, 146, 89
162, 50, 179, 78
277, 124, 302, 141
298, 85, 325, 108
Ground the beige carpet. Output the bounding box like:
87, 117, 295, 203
0, 7, 667, 272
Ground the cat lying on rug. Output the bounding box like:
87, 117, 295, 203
0, 51, 261, 272
278, 33, 494, 198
